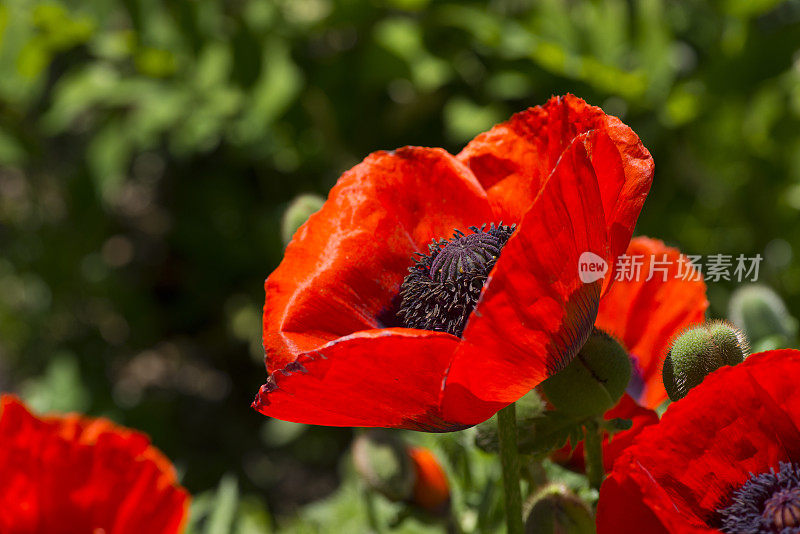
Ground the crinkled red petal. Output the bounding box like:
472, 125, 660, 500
253, 329, 466, 430
598, 463, 714, 534
0, 395, 189, 534
457, 94, 653, 289
597, 350, 800, 532
262, 147, 493, 372
553, 393, 659, 473
440, 136, 611, 424
595, 237, 709, 408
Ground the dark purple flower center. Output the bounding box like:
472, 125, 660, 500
719, 462, 800, 534
764, 489, 800, 530
396, 223, 515, 337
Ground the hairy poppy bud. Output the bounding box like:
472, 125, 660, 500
408, 447, 450, 514
729, 285, 798, 351
662, 320, 750, 401
539, 328, 631, 419
281, 193, 325, 246
523, 484, 595, 534
352, 430, 414, 502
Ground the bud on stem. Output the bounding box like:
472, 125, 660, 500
281, 194, 325, 246
729, 285, 798, 351
352, 430, 414, 502
408, 447, 450, 514
540, 328, 631, 419
662, 320, 749, 401
523, 484, 595, 534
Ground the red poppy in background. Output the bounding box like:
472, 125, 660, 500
408, 447, 450, 514
0, 395, 189, 534
597, 349, 800, 534
553, 237, 707, 471
253, 95, 654, 431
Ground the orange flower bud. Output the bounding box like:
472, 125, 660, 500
408, 447, 450, 514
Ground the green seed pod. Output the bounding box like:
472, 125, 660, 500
523, 484, 595, 534
663, 320, 750, 402
351, 430, 414, 502
474, 389, 545, 453
728, 285, 798, 350
539, 328, 631, 419
281, 193, 325, 246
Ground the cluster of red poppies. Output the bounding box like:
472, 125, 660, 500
2, 95, 795, 532
252, 95, 800, 532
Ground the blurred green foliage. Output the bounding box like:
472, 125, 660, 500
2, 0, 800, 529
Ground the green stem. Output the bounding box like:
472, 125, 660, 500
497, 403, 524, 534
522, 457, 547, 490
446, 512, 465, 534
583, 420, 605, 491
362, 485, 382, 533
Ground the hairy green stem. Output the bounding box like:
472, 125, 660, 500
497, 403, 524, 534
583, 420, 605, 491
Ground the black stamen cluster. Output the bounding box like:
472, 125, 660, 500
396, 223, 515, 337
719, 462, 800, 534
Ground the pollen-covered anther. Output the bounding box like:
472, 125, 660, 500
396, 223, 515, 337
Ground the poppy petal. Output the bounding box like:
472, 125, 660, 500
595, 237, 709, 408
597, 462, 713, 534
597, 350, 800, 531
263, 147, 494, 371
458, 94, 653, 280
253, 328, 467, 430
0, 396, 189, 534
440, 135, 611, 424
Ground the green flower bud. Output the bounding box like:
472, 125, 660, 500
281, 194, 325, 246
523, 484, 595, 534
351, 430, 414, 502
474, 389, 545, 453
539, 328, 631, 419
662, 320, 750, 402
728, 285, 798, 350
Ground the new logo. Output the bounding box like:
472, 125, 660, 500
578, 252, 608, 284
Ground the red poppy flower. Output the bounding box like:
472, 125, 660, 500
252, 95, 654, 430
596, 349, 800, 534
0, 395, 189, 534
595, 237, 709, 409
